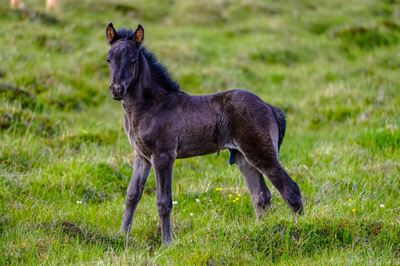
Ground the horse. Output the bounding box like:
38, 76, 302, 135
105, 23, 303, 244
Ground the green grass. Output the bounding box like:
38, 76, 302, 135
1, 0, 399, 264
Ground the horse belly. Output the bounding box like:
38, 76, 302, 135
176, 130, 220, 158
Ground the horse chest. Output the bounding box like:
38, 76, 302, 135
124, 116, 153, 160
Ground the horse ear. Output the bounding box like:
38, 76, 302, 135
106, 23, 118, 44
135, 24, 144, 44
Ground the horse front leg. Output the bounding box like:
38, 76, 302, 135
121, 155, 151, 235
153, 153, 175, 244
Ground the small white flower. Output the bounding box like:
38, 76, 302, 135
189, 212, 194, 216
195, 198, 200, 203
76, 200, 82, 204
380, 204, 385, 208
173, 201, 178, 205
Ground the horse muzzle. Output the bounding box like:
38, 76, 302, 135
110, 84, 126, 100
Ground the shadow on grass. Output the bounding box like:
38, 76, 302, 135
58, 220, 163, 254
59, 221, 124, 250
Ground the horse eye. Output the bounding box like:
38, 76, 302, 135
106, 59, 110, 63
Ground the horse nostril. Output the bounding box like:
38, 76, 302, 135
110, 84, 125, 98
111, 84, 120, 91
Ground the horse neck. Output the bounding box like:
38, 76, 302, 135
122, 51, 167, 117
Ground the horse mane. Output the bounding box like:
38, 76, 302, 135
141, 48, 180, 92
117, 29, 180, 92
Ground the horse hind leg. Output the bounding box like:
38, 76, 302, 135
264, 163, 303, 214
235, 151, 272, 218
238, 139, 303, 214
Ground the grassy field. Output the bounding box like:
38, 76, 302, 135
1, 0, 399, 264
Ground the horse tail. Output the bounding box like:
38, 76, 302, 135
271, 106, 286, 151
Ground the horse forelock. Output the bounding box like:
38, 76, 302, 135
116, 28, 135, 41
